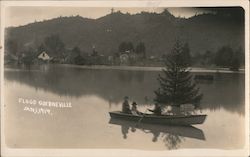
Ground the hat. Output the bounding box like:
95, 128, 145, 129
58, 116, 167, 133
132, 102, 137, 106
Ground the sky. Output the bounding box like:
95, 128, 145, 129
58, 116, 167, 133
5, 7, 208, 27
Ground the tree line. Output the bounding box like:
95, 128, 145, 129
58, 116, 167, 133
5, 34, 244, 71
193, 46, 244, 71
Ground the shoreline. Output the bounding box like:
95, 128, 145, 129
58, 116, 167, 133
5, 64, 245, 74
58, 64, 245, 74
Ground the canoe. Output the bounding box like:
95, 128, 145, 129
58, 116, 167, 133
109, 118, 205, 140
109, 111, 207, 126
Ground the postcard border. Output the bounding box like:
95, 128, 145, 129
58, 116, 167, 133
0, 0, 249, 157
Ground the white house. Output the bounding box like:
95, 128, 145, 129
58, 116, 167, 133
38, 51, 51, 61
120, 53, 129, 65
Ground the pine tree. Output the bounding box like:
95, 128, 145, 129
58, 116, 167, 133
154, 40, 203, 109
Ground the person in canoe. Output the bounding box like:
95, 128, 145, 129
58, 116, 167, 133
131, 101, 141, 115
148, 103, 162, 115
122, 96, 131, 114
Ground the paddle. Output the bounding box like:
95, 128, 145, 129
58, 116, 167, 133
135, 108, 149, 127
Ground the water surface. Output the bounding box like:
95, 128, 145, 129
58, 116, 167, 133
4, 65, 245, 150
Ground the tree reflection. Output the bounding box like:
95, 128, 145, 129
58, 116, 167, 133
163, 133, 184, 150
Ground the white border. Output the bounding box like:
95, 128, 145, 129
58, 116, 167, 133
0, 1, 249, 157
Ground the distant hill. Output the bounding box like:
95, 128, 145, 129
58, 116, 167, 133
5, 8, 244, 57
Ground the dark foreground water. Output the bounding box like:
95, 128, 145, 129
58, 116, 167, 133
4, 64, 245, 150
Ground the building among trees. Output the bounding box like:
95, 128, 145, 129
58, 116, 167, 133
38, 51, 51, 61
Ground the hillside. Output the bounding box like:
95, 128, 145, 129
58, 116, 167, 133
5, 8, 244, 57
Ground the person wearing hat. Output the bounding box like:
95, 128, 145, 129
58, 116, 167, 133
122, 96, 131, 114
131, 101, 141, 115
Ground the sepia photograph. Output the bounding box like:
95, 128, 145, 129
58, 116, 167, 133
0, 1, 249, 156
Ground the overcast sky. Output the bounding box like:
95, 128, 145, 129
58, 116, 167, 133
5, 7, 208, 27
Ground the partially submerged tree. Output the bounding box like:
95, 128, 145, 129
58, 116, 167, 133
154, 40, 203, 110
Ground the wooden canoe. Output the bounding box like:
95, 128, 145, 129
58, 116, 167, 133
109, 111, 207, 126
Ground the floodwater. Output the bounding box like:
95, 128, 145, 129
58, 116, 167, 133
3, 64, 245, 150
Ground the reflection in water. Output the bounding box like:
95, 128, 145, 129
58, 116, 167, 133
4, 65, 245, 149
4, 65, 245, 115
109, 118, 205, 149
163, 134, 183, 149
144, 129, 160, 142
122, 125, 129, 139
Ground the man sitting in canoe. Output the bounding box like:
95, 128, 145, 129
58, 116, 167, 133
148, 103, 162, 115
122, 96, 131, 114
131, 102, 142, 115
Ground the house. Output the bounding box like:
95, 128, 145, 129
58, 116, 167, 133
38, 51, 51, 61
120, 53, 129, 65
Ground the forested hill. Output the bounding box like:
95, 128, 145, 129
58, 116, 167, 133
5, 8, 244, 57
